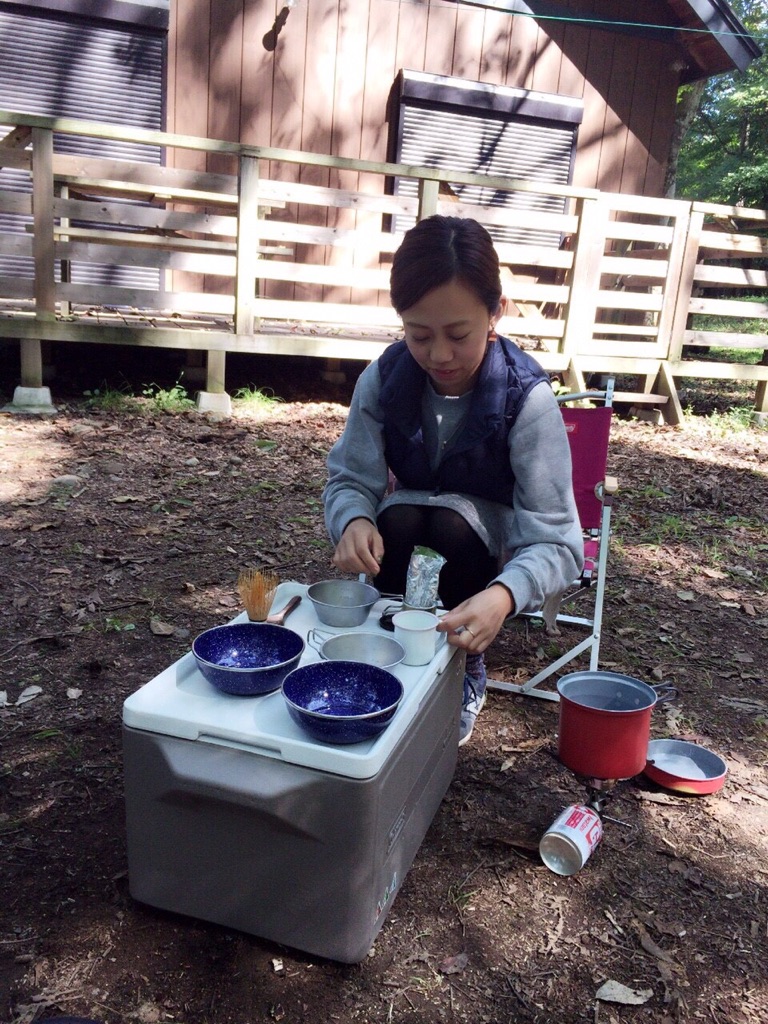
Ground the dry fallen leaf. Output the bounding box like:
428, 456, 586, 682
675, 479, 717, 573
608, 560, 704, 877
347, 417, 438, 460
633, 919, 677, 964
16, 685, 43, 705
150, 618, 175, 636
439, 952, 469, 975
700, 567, 727, 579
596, 980, 653, 1005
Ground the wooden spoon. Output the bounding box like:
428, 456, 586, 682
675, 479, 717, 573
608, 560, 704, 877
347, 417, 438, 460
266, 594, 302, 625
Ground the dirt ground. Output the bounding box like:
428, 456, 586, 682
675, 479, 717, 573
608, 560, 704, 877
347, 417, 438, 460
1, 352, 768, 1024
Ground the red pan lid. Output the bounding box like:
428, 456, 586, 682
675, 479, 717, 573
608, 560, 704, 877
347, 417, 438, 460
644, 739, 727, 795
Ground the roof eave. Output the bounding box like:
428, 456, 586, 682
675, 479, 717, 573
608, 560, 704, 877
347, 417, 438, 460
679, 0, 762, 76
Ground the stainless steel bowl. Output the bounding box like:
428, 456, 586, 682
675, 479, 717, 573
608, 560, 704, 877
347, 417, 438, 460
307, 580, 380, 628
308, 629, 405, 670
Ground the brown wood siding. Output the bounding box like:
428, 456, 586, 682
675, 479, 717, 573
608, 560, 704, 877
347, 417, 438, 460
167, 0, 685, 210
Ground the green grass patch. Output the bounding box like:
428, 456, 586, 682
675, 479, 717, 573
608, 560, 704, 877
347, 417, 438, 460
233, 385, 283, 413
83, 382, 136, 412
141, 380, 196, 412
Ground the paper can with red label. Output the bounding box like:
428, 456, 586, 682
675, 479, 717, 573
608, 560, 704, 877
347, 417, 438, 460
539, 804, 603, 876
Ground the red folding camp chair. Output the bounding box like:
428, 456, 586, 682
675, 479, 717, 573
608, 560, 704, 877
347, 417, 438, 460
488, 378, 618, 701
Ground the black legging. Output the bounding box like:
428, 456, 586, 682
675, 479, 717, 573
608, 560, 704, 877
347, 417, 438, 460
375, 504, 498, 609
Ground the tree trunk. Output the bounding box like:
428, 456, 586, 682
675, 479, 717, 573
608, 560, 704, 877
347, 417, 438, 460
663, 80, 707, 199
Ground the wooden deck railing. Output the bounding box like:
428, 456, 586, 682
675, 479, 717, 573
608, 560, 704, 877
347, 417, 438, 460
1, 110, 767, 422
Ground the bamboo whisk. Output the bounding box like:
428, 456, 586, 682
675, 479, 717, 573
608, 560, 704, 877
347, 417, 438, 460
237, 567, 279, 621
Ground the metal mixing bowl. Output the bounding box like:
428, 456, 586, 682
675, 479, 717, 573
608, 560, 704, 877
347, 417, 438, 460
308, 629, 405, 670
306, 580, 380, 627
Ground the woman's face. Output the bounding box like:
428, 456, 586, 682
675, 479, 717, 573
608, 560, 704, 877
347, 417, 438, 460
400, 279, 503, 397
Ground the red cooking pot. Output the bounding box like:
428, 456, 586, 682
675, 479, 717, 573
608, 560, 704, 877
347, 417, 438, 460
557, 671, 677, 780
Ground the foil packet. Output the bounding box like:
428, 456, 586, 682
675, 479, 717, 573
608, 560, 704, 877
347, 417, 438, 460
404, 545, 446, 610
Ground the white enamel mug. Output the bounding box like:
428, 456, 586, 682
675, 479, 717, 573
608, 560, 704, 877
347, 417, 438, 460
392, 609, 442, 666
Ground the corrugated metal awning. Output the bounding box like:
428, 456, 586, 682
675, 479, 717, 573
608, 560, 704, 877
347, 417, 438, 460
391, 70, 582, 246
0, 4, 165, 287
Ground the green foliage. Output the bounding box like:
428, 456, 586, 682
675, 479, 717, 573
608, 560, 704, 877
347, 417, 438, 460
706, 405, 766, 433
141, 379, 196, 412
104, 615, 136, 632
232, 384, 283, 411
82, 382, 135, 411
677, 1, 768, 207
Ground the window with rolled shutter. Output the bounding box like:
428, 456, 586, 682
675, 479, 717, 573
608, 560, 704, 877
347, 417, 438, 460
389, 70, 583, 246
0, 1, 167, 287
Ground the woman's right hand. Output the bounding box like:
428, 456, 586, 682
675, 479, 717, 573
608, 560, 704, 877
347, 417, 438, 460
332, 518, 385, 576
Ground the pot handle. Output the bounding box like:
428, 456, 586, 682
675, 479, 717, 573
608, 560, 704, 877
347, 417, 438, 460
653, 684, 678, 704
307, 628, 332, 656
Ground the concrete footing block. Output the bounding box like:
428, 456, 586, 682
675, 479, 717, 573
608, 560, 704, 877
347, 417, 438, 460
2, 385, 57, 416
196, 391, 232, 416
752, 410, 768, 429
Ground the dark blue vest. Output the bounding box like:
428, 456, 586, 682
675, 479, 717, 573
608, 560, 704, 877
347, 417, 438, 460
377, 335, 548, 505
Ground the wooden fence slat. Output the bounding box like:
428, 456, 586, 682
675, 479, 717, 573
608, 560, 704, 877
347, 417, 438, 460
0, 148, 31, 170
688, 297, 768, 318
252, 297, 402, 328
0, 276, 35, 298
698, 229, 768, 256
258, 178, 418, 216
56, 282, 236, 314
592, 324, 659, 337
54, 229, 238, 254
601, 254, 669, 279
561, 197, 608, 354
0, 109, 767, 421
684, 331, 768, 348
235, 154, 261, 339
604, 222, 675, 244
576, 340, 664, 359
668, 359, 768, 381
0, 192, 32, 215
693, 265, 768, 288
693, 200, 768, 222
53, 197, 239, 236
56, 242, 236, 276
594, 290, 664, 312
53, 152, 239, 197
0, 235, 33, 257
668, 207, 704, 363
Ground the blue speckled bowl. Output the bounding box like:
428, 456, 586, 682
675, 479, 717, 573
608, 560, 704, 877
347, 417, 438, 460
281, 661, 404, 744
192, 622, 305, 696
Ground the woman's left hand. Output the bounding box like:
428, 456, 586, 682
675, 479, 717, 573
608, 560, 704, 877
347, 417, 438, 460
437, 584, 515, 654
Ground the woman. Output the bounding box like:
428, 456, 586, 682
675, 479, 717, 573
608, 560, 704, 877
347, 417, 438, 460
323, 215, 582, 745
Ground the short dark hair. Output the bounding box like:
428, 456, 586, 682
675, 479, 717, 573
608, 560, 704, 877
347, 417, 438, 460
390, 215, 502, 315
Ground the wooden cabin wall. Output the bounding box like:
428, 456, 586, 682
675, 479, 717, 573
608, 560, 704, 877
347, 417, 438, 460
166, 0, 683, 300
168, 0, 683, 197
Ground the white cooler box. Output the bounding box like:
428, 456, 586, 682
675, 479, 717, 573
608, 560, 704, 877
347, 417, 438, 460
122, 582, 463, 963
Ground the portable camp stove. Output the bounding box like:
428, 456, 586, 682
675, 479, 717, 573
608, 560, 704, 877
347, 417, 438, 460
582, 776, 617, 815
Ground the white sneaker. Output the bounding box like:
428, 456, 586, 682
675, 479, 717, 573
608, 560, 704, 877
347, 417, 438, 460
458, 679, 487, 747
